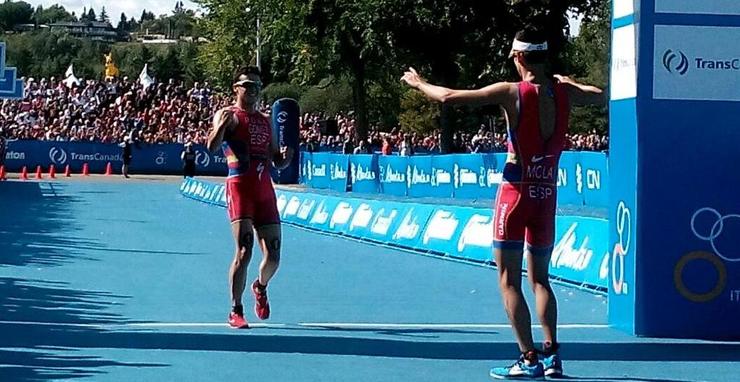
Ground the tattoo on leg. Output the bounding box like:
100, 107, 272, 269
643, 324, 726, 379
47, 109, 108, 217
269, 238, 281, 252
240, 231, 254, 250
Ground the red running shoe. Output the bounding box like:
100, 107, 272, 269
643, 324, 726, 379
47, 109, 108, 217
228, 312, 249, 329
252, 279, 270, 320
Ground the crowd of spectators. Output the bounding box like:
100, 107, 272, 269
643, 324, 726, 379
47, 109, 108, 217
0, 77, 608, 154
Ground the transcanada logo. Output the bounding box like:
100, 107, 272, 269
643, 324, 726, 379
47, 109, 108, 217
663, 48, 740, 76
49, 147, 123, 165
49, 147, 68, 164
277, 111, 289, 123
662, 49, 689, 75
195, 150, 210, 167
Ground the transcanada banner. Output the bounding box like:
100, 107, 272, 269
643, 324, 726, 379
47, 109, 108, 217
4, 140, 228, 175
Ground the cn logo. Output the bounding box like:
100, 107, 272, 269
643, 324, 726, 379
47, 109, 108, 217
662, 49, 689, 76
49, 147, 68, 165
195, 149, 211, 167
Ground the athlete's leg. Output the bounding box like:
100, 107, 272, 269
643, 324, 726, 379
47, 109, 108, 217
492, 183, 537, 355
525, 202, 558, 346
255, 223, 281, 287
495, 247, 536, 354
230, 218, 255, 308
526, 247, 557, 345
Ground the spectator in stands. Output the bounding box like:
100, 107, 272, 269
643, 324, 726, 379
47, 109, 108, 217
0, 76, 608, 155
181, 141, 197, 178
399, 135, 414, 156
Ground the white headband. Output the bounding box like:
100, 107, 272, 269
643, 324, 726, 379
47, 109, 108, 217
511, 39, 548, 52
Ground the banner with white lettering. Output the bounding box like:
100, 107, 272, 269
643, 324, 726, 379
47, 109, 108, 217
349, 154, 379, 194
378, 156, 408, 196
430, 155, 455, 198
306, 152, 331, 189
328, 154, 350, 192
5, 140, 228, 175
407, 156, 433, 197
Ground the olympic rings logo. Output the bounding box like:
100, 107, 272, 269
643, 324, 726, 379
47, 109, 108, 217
611, 201, 631, 295
672, 207, 735, 303
690, 208, 740, 262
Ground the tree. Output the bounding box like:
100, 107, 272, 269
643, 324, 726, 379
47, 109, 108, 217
140, 10, 155, 24
565, 0, 609, 135
117, 12, 128, 31
0, 0, 34, 30
32, 4, 41, 24
87, 7, 96, 22
35, 4, 76, 24
246, 0, 398, 141
194, 0, 258, 89
99, 7, 109, 23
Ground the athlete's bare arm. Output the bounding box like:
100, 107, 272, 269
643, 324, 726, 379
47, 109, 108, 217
207, 108, 236, 152
268, 114, 293, 170
553, 75, 606, 106
401, 67, 517, 106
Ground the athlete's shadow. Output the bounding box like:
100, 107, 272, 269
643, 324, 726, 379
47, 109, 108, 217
6, 330, 739, 363
546, 377, 691, 382
283, 324, 499, 339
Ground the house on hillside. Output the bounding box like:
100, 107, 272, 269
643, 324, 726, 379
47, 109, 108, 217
48, 21, 124, 42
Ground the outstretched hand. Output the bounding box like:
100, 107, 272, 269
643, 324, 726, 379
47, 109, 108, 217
553, 74, 574, 84
401, 67, 424, 89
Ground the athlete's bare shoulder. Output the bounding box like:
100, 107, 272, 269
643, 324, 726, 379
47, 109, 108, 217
213, 107, 238, 130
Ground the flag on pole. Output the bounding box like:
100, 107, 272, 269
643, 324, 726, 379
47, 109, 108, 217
64, 64, 80, 88
139, 64, 154, 89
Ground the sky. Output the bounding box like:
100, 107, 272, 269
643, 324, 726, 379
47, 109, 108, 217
25, 1, 200, 23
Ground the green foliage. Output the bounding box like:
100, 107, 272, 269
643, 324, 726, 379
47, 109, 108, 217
399, 89, 439, 135
565, 0, 610, 135
262, 82, 305, 105
33, 4, 76, 24
299, 78, 353, 116
3, 30, 106, 79
0, 0, 33, 30
1, 0, 610, 138
194, 0, 257, 88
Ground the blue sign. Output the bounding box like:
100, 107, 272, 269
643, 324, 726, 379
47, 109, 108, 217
580, 152, 608, 209
271, 98, 300, 184
452, 154, 500, 199
4, 140, 228, 175
349, 155, 379, 194
378, 156, 407, 196
609, 2, 740, 339
299, 151, 608, 207
181, 177, 610, 291
305, 152, 331, 189
0, 42, 24, 100
328, 155, 350, 192
430, 155, 455, 198
406, 156, 433, 197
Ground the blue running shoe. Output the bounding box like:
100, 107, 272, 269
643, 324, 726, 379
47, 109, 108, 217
542, 353, 562, 378
490, 355, 545, 380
